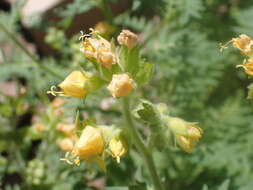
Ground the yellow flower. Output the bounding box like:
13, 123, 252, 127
73, 126, 104, 159
109, 138, 127, 163
107, 73, 134, 98
187, 125, 203, 141
81, 38, 101, 59
58, 71, 89, 98
58, 138, 75, 152
167, 117, 203, 153
176, 135, 194, 153
80, 33, 115, 68
237, 58, 253, 76
232, 34, 253, 55
117, 29, 138, 49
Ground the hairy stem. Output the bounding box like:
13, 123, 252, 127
122, 97, 164, 190
0, 22, 63, 80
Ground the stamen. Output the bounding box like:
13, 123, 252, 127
116, 156, 120, 163
47, 86, 64, 96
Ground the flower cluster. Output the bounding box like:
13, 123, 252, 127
221, 34, 253, 99
59, 123, 128, 169
48, 28, 141, 99
221, 34, 253, 77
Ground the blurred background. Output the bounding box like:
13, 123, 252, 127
0, 0, 253, 190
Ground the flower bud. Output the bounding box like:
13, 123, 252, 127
232, 34, 253, 55
51, 98, 65, 109
237, 58, 253, 76
176, 135, 194, 153
58, 138, 75, 152
117, 30, 138, 49
56, 122, 75, 137
109, 138, 127, 163
32, 123, 46, 132
58, 71, 89, 98
107, 74, 134, 98
187, 125, 202, 141
167, 117, 202, 153
73, 126, 104, 159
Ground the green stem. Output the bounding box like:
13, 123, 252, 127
122, 97, 164, 190
0, 22, 63, 80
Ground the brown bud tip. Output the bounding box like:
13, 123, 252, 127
117, 29, 138, 49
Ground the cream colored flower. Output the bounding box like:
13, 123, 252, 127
232, 34, 253, 55
58, 138, 75, 152
107, 74, 134, 98
117, 30, 138, 49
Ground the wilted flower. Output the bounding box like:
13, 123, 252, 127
237, 58, 253, 76
107, 73, 134, 98
80, 32, 115, 68
117, 29, 138, 49
232, 34, 253, 55
58, 138, 75, 152
73, 126, 104, 159
109, 138, 127, 163
58, 71, 89, 98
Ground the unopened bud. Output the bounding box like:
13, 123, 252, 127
109, 138, 127, 163
107, 74, 134, 98
232, 34, 253, 55
73, 126, 104, 158
58, 71, 89, 98
58, 138, 75, 152
33, 123, 46, 132
97, 46, 115, 68
56, 123, 75, 137
117, 30, 138, 49
51, 98, 65, 109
